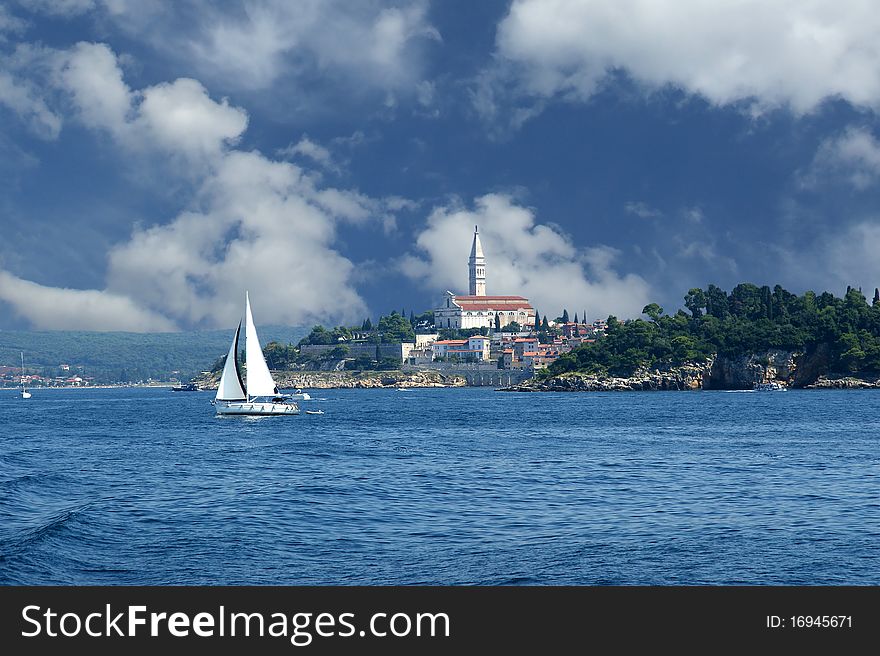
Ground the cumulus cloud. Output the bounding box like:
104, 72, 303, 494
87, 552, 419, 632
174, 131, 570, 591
483, 0, 880, 122
104, 151, 372, 328
136, 78, 248, 158
59, 41, 132, 138
400, 194, 651, 319
0, 41, 401, 331
59, 42, 247, 162
803, 126, 880, 190
0, 269, 177, 331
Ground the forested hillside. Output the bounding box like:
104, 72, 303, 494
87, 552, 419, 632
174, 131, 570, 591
547, 284, 880, 378
0, 326, 308, 384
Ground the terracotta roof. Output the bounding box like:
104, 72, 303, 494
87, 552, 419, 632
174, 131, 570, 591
454, 295, 528, 301
433, 339, 468, 345
457, 303, 535, 311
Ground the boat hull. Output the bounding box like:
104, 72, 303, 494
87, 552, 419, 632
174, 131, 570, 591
215, 401, 300, 416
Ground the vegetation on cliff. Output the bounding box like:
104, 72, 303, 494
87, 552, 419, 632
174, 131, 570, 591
545, 283, 880, 378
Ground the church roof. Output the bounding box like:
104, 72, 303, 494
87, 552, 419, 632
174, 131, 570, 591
455, 295, 528, 301
452, 294, 534, 311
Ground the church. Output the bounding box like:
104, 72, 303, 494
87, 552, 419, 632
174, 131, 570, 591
433, 226, 536, 330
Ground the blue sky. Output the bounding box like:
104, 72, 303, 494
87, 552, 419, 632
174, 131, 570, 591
2, 0, 880, 331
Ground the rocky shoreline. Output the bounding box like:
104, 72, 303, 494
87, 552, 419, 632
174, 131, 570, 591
500, 352, 880, 392
195, 369, 467, 390
501, 363, 709, 392
804, 375, 880, 389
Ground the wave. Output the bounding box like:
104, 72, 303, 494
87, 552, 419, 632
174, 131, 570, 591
1, 503, 91, 552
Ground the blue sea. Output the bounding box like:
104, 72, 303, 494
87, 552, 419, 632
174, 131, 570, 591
1, 387, 878, 585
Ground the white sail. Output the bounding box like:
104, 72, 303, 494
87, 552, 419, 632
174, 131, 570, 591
244, 291, 279, 398
216, 322, 246, 401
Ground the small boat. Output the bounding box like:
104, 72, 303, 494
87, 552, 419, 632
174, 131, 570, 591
212, 292, 300, 416
286, 389, 311, 401
20, 352, 31, 399
305, 410, 324, 415
754, 381, 786, 391
172, 383, 200, 391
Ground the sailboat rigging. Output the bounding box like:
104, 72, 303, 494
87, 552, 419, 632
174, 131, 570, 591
213, 292, 299, 415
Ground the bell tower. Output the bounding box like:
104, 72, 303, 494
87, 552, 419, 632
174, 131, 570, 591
468, 225, 486, 296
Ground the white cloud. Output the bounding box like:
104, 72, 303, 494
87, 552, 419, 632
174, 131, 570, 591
136, 78, 248, 158
0, 5, 27, 38
59, 42, 248, 162
0, 269, 177, 331
804, 126, 880, 190
0, 68, 61, 139
0, 41, 404, 331
104, 150, 372, 329
59, 42, 132, 138
489, 0, 880, 117
401, 193, 651, 319
279, 135, 338, 173
190, 0, 439, 93
819, 221, 880, 291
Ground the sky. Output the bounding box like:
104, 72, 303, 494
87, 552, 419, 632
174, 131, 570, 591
2, 0, 880, 332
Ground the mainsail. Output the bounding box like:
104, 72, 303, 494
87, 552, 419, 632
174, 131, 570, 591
244, 291, 279, 397
215, 321, 246, 401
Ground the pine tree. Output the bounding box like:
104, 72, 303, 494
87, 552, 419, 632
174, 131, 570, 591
562, 309, 569, 323
409, 310, 415, 326
582, 311, 587, 324
874, 288, 879, 306
534, 312, 541, 331
541, 316, 549, 331
573, 312, 579, 324
494, 313, 501, 331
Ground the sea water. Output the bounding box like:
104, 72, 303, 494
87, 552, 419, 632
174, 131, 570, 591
1, 387, 878, 585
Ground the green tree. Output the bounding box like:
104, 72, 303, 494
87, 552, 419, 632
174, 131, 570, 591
642, 303, 664, 322
495, 313, 501, 331
534, 312, 541, 331
502, 321, 522, 332
377, 313, 415, 342
541, 316, 550, 331
684, 288, 706, 318
562, 309, 570, 323
362, 318, 373, 331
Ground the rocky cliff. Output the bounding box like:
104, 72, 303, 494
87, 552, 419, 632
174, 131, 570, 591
505, 347, 880, 392
707, 350, 797, 389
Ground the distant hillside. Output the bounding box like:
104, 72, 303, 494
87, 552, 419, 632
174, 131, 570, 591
0, 326, 308, 384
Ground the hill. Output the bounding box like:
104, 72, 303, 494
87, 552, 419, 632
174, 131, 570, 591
544, 283, 880, 386
0, 326, 308, 384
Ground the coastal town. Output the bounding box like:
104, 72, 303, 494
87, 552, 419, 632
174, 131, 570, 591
298, 226, 607, 378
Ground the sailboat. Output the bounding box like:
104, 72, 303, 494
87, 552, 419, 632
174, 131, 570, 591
20, 352, 31, 399
213, 292, 300, 416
